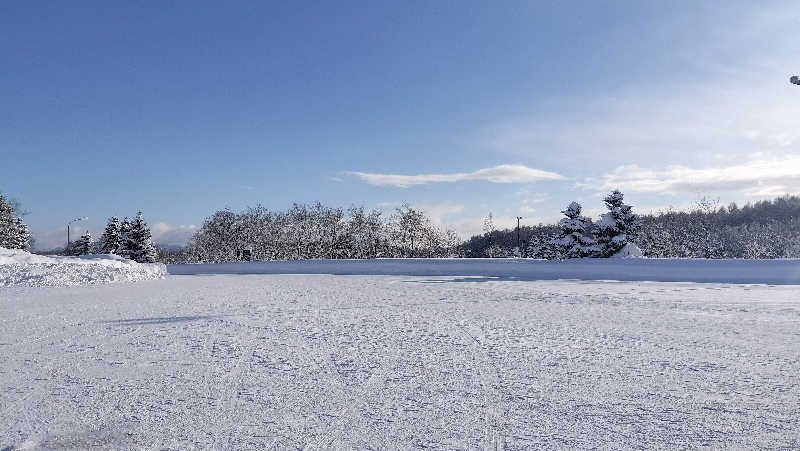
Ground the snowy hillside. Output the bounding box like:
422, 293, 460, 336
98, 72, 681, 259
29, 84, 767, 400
0, 248, 166, 287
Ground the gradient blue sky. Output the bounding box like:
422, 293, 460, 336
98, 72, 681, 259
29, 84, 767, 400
2, 1, 799, 249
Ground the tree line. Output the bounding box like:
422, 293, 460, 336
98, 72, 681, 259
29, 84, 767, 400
181, 203, 462, 263
179, 192, 638, 263
467, 193, 800, 259
4, 190, 800, 262
636, 196, 800, 259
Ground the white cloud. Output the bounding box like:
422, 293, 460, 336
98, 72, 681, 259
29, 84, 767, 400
150, 223, 198, 246
345, 164, 565, 188
584, 155, 800, 197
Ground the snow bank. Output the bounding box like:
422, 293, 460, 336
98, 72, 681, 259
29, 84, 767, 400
0, 248, 166, 288
168, 257, 800, 285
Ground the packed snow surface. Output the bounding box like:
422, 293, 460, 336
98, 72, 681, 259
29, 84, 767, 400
2, 262, 799, 448
0, 248, 166, 287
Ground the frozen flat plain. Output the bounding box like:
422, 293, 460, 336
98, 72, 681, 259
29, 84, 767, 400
2, 262, 800, 449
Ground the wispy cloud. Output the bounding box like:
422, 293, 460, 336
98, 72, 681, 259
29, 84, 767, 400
585, 155, 800, 197
345, 164, 565, 188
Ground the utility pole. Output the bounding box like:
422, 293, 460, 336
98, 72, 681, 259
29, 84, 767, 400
516, 216, 523, 256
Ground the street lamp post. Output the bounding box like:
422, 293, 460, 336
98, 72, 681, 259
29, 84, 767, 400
67, 217, 88, 247
516, 216, 523, 256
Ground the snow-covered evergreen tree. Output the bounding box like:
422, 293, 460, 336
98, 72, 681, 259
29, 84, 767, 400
0, 198, 12, 249
118, 217, 133, 258
597, 190, 639, 257
10, 218, 32, 250
126, 212, 157, 263
553, 202, 599, 258
76, 231, 92, 256
0, 194, 31, 250
99, 216, 122, 254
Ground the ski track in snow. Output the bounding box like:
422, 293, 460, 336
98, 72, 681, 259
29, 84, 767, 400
2, 272, 800, 449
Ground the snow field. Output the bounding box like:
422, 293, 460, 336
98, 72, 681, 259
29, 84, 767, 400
2, 272, 799, 448
0, 248, 166, 288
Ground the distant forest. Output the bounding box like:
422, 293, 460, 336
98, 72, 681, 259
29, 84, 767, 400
465, 195, 800, 259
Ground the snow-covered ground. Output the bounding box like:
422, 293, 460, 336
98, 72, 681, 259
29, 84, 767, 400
0, 248, 166, 288
2, 260, 799, 449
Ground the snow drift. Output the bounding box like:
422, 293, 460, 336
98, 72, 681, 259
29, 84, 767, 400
0, 248, 166, 288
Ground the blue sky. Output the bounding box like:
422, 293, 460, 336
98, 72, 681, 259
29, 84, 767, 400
2, 1, 799, 249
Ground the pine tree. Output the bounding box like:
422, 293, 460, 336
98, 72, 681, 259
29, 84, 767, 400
553, 201, 599, 258
76, 231, 92, 256
99, 216, 122, 254
126, 212, 157, 263
118, 217, 133, 258
9, 218, 32, 250
597, 190, 639, 257
0, 194, 31, 250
